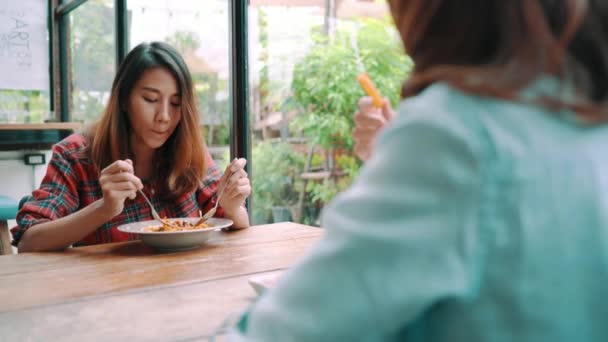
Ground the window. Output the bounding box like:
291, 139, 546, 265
128, 0, 231, 169
70, 0, 116, 123
247, 1, 404, 225
0, 0, 51, 124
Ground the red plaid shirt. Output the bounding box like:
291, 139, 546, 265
11, 133, 225, 247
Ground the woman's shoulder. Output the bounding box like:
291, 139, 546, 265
386, 83, 489, 152
53, 133, 90, 160
395, 83, 486, 122
388, 82, 553, 159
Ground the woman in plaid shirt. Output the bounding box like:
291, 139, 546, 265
12, 42, 251, 252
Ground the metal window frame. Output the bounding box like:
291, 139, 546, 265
229, 0, 250, 161
229, 0, 251, 213
115, 0, 128, 66
56, 1, 71, 122
48, 0, 54, 113
53, 0, 129, 121
55, 0, 88, 16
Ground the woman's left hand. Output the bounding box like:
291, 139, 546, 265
218, 158, 251, 216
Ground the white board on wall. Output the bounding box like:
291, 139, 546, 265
0, 0, 49, 91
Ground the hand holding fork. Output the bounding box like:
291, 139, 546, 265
194, 182, 226, 226
197, 158, 251, 225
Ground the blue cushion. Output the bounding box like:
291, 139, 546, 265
0, 195, 18, 220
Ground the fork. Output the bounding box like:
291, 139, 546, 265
138, 189, 162, 222
195, 183, 226, 225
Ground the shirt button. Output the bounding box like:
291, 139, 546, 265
151, 189, 155, 195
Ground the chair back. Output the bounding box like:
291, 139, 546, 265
0, 195, 19, 255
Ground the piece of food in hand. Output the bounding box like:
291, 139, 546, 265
357, 72, 383, 107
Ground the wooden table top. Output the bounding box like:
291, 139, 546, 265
0, 122, 82, 131
0, 222, 324, 341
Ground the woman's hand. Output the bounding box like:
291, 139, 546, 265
98, 159, 143, 218
353, 96, 395, 161
218, 158, 251, 217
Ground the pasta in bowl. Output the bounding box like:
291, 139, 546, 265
144, 218, 213, 232
117, 217, 234, 251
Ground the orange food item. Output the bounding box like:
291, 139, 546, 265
144, 218, 212, 232
357, 72, 383, 107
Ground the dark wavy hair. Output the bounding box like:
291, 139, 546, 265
388, 0, 608, 121
88, 41, 206, 200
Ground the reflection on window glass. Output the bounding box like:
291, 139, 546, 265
248, 2, 410, 226
128, 0, 231, 170
70, 0, 116, 123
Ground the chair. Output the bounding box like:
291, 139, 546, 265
296, 145, 345, 225
0, 195, 18, 255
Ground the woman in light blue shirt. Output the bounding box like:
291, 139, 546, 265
230, 1, 608, 340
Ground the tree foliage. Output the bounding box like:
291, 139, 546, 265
71, 0, 115, 122
251, 141, 305, 223
291, 19, 413, 149
290, 19, 413, 208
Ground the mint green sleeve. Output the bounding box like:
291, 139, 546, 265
230, 100, 485, 341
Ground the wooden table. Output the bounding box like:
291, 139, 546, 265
0, 123, 82, 131
0, 222, 323, 341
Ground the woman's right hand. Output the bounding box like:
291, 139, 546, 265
353, 96, 395, 161
98, 159, 143, 218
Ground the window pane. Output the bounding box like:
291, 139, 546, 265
0, 0, 51, 124
0, 90, 50, 123
128, 0, 231, 170
248, 1, 405, 225
70, 0, 116, 123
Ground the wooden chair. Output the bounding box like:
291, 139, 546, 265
296, 145, 345, 225
0, 195, 18, 255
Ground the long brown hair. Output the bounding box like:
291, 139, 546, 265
88, 42, 206, 200
388, 0, 608, 121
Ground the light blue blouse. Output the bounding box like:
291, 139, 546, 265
230, 80, 608, 341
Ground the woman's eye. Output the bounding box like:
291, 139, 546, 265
143, 97, 158, 103
171, 102, 181, 108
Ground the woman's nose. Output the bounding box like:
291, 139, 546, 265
155, 102, 171, 122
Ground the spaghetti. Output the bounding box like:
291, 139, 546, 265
144, 218, 212, 232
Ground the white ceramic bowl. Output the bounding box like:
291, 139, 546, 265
117, 217, 234, 251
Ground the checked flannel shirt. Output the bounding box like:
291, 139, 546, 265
11, 133, 225, 247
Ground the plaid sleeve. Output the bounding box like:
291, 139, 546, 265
197, 150, 225, 218
11, 142, 81, 246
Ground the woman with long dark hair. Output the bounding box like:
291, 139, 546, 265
231, 0, 608, 340
13, 42, 250, 252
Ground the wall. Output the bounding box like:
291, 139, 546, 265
0, 149, 52, 253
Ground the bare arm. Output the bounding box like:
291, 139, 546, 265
18, 199, 113, 252
18, 160, 142, 253
225, 206, 250, 229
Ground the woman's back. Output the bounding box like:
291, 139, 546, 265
231, 80, 608, 341
231, 0, 608, 340
394, 80, 608, 341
